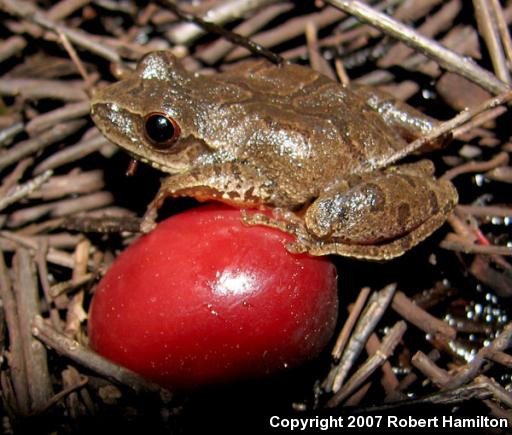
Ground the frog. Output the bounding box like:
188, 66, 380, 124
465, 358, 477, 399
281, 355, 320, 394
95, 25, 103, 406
91, 51, 458, 261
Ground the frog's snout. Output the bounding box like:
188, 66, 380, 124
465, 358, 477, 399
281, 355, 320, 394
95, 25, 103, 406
89, 100, 106, 123
90, 86, 100, 101
90, 101, 139, 147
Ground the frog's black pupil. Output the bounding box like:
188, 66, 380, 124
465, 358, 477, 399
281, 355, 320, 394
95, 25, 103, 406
145, 115, 175, 144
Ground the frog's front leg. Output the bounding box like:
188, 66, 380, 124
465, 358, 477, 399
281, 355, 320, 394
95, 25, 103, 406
246, 161, 458, 260
140, 163, 276, 232
140, 184, 169, 233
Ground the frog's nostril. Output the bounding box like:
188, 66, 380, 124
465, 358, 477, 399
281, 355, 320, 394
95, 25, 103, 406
90, 85, 107, 102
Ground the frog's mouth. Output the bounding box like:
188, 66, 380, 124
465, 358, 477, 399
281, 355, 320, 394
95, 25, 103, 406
125, 149, 189, 174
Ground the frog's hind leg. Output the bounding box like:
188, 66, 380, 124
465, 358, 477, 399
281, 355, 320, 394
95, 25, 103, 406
244, 162, 458, 261
300, 210, 452, 260
300, 162, 458, 260
353, 84, 451, 152
242, 207, 453, 261
241, 207, 320, 255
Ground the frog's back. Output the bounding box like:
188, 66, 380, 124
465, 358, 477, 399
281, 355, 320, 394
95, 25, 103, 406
212, 60, 408, 173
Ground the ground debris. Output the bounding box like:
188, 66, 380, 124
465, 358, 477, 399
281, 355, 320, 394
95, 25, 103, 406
0, 0, 510, 433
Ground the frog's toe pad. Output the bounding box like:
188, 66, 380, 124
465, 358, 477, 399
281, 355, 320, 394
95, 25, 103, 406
240, 209, 264, 226
140, 218, 157, 233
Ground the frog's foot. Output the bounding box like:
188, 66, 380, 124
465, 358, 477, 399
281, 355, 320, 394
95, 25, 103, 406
239, 208, 407, 258
240, 207, 449, 260
240, 208, 311, 254
240, 208, 300, 234
140, 214, 157, 233
299, 209, 450, 260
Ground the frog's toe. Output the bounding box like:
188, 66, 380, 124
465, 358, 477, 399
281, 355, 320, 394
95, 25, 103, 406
284, 238, 311, 254
140, 218, 157, 233
240, 209, 264, 226
271, 207, 302, 224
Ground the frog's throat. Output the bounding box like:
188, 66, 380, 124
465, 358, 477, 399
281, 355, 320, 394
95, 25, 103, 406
168, 187, 261, 209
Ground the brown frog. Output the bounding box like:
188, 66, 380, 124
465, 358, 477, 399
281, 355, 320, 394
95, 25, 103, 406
91, 51, 457, 260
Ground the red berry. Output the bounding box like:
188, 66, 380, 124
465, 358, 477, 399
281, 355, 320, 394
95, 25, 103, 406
88, 205, 338, 389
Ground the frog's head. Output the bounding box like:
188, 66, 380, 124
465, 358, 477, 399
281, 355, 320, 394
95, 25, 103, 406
91, 51, 216, 174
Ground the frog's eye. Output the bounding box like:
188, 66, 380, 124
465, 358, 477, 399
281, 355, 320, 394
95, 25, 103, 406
144, 112, 181, 148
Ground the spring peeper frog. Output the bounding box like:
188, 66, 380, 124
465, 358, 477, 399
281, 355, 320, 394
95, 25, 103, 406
91, 51, 457, 260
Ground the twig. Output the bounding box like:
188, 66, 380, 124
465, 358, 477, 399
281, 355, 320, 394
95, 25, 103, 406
443, 322, 512, 389
35, 241, 63, 330
378, 0, 462, 69
60, 215, 142, 233
326, 321, 407, 407
489, 0, 512, 69
198, 3, 293, 64
13, 249, 53, 410
0, 170, 53, 213
0, 250, 29, 415
160, 0, 283, 64
7, 191, 114, 228
57, 30, 94, 89
475, 375, 512, 409
164, 0, 278, 45
26, 101, 90, 135
473, 0, 510, 83
33, 131, 110, 175
29, 170, 105, 201
469, 255, 512, 298
452, 106, 506, 138
0, 78, 87, 101
0, 231, 77, 269
30, 375, 88, 416
394, 349, 441, 394
411, 350, 453, 387
440, 238, 512, 256
0, 0, 121, 63
360, 382, 492, 412
483, 350, 512, 368
0, 120, 86, 172
226, 7, 346, 61
442, 151, 509, 180
327, 284, 397, 393
373, 92, 512, 169
485, 165, 512, 183
306, 21, 336, 79
0, 35, 26, 63
391, 291, 457, 339
323, 287, 371, 392
0, 158, 34, 197
49, 273, 95, 299
47, 0, 90, 21
365, 333, 400, 394
331, 287, 371, 360
32, 315, 162, 394
0, 122, 23, 147
325, 0, 509, 94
